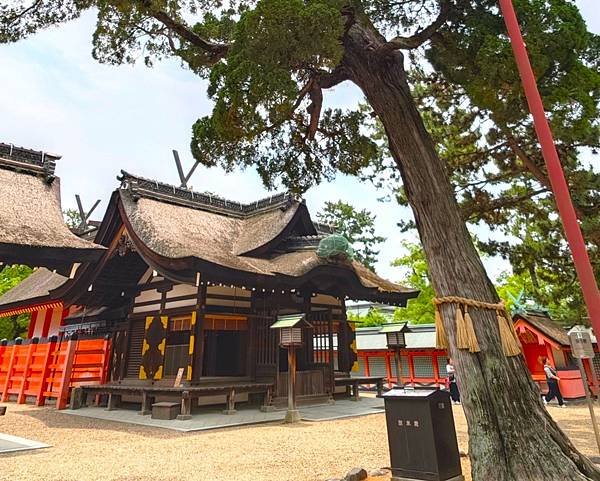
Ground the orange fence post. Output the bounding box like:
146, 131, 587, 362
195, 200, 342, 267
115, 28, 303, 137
1, 339, 21, 402
56, 335, 78, 410
17, 338, 38, 404
0, 340, 9, 392
36, 336, 57, 407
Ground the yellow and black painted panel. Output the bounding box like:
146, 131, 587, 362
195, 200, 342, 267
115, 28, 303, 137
139, 315, 168, 380
186, 311, 197, 381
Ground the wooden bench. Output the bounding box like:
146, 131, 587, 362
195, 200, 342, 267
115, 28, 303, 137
335, 376, 384, 400
75, 382, 274, 420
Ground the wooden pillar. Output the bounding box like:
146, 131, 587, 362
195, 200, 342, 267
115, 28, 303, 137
17, 339, 37, 404
1, 340, 20, 402
408, 353, 415, 387
285, 347, 300, 423
36, 336, 57, 406
327, 310, 335, 399
57, 335, 78, 409
191, 284, 207, 383
394, 348, 403, 389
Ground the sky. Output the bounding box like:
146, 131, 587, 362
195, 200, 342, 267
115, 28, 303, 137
0, 1, 597, 284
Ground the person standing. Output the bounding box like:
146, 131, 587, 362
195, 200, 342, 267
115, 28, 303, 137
446, 358, 460, 404
543, 357, 565, 408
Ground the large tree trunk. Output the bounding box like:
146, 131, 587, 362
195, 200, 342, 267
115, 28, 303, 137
341, 21, 600, 481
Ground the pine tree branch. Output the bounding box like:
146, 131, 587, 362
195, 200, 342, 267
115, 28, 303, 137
316, 66, 350, 88
379, 0, 451, 52
136, 1, 229, 60
462, 188, 548, 221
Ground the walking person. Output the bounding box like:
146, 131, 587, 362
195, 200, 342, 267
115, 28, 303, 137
543, 357, 565, 408
446, 358, 460, 404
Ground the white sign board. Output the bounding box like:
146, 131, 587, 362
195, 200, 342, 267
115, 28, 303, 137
568, 326, 595, 360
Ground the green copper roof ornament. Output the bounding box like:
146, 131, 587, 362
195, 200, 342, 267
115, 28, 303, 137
316, 234, 354, 262
507, 289, 526, 314
507, 289, 549, 315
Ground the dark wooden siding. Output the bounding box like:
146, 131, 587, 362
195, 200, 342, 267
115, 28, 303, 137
126, 319, 145, 378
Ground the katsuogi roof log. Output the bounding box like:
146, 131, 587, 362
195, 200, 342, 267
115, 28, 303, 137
0, 143, 104, 268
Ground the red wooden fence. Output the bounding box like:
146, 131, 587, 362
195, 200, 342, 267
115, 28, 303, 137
0, 336, 110, 409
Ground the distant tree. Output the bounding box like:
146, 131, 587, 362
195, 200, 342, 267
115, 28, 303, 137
347, 307, 389, 327
0, 265, 33, 339
317, 200, 385, 270
392, 242, 436, 325
63, 208, 82, 230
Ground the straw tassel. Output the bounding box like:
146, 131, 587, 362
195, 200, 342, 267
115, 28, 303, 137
434, 305, 448, 349
462, 306, 481, 353
497, 310, 521, 357
455, 305, 469, 350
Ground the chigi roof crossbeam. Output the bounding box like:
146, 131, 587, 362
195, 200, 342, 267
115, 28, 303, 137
118, 170, 298, 219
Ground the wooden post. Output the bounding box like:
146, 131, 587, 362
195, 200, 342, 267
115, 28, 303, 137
139, 391, 154, 415
17, 338, 38, 404
178, 390, 193, 420
1, 340, 20, 402
191, 284, 206, 383
223, 388, 237, 415
394, 348, 403, 389
106, 393, 121, 411
576, 358, 600, 454
408, 353, 415, 388
285, 347, 300, 423
327, 310, 335, 401
56, 335, 78, 410
36, 336, 57, 406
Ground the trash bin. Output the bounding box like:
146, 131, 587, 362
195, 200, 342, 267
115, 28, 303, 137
383, 389, 463, 481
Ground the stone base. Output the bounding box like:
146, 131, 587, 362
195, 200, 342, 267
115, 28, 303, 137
327, 398, 336, 405
284, 409, 301, 423
176, 414, 193, 421
222, 409, 237, 415
138, 410, 152, 416
392, 475, 464, 481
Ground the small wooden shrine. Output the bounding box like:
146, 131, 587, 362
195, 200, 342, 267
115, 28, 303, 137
0, 170, 417, 411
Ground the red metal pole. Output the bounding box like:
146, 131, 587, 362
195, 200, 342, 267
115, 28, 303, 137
498, 0, 600, 338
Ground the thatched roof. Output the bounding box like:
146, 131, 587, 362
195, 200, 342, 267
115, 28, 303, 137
515, 311, 570, 346
119, 172, 417, 301
0, 268, 68, 311
0, 143, 104, 267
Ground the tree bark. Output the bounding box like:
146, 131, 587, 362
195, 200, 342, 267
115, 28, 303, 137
340, 21, 600, 481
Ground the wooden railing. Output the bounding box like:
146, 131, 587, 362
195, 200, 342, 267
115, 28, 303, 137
0, 336, 110, 409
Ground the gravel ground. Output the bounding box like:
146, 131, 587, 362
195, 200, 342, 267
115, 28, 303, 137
0, 402, 596, 481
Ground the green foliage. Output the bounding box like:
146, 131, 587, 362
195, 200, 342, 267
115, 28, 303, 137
347, 307, 389, 327
63, 208, 83, 230
391, 242, 436, 324
391, 242, 588, 325
0, 265, 33, 340
316, 201, 385, 270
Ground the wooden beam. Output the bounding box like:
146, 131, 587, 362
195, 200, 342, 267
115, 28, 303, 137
191, 284, 207, 383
